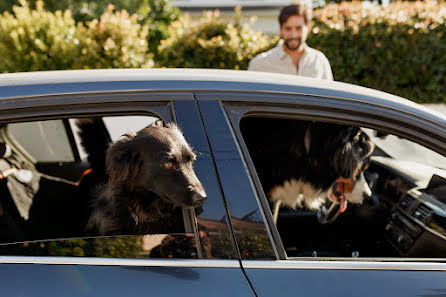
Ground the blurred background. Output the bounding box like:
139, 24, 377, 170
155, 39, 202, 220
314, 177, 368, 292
0, 0, 444, 103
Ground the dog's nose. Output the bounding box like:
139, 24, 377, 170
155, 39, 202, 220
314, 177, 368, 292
192, 192, 207, 205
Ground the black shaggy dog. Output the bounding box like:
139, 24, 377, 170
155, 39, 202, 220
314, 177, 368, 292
240, 118, 374, 221
86, 121, 207, 235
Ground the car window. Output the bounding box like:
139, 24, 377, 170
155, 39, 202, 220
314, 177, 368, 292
362, 128, 446, 170
239, 116, 446, 260
69, 116, 159, 161
8, 120, 76, 163
0, 114, 210, 259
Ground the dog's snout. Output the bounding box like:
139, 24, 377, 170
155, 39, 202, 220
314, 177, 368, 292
191, 191, 207, 205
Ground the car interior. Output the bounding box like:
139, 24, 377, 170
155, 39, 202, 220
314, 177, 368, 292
240, 116, 446, 259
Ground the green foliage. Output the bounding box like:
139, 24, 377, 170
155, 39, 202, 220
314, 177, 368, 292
0, 0, 182, 61
308, 0, 446, 103
0, 1, 152, 72
78, 5, 152, 69
0, 0, 181, 24
138, 0, 182, 56
0, 0, 83, 72
156, 9, 278, 69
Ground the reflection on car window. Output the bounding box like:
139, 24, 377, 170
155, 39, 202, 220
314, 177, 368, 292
0, 234, 200, 259
240, 116, 446, 260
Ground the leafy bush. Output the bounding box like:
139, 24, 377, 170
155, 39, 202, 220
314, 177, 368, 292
138, 0, 182, 57
1, 0, 182, 61
0, 0, 181, 24
156, 8, 278, 69
309, 0, 446, 103
78, 5, 152, 69
0, 1, 152, 72
0, 0, 83, 72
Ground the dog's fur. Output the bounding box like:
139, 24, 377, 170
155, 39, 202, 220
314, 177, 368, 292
85, 121, 207, 235
240, 118, 374, 213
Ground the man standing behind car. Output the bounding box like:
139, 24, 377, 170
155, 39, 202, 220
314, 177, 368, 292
248, 2, 333, 80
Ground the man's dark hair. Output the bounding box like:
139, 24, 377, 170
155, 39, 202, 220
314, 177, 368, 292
278, 3, 312, 26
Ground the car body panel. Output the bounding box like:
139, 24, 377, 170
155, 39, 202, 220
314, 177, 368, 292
244, 263, 446, 297
0, 259, 254, 297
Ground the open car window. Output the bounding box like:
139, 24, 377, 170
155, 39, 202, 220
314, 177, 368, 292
240, 116, 446, 260
0, 115, 209, 259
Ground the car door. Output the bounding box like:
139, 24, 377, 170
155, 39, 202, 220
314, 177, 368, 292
0, 91, 255, 297
196, 91, 446, 297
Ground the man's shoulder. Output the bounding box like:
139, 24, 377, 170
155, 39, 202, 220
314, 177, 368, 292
248, 45, 284, 71
305, 46, 330, 62
302, 45, 333, 80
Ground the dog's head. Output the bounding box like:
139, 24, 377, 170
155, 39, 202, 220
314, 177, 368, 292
105, 122, 207, 207
326, 127, 374, 211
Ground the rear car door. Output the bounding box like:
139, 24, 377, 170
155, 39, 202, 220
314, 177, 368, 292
0, 90, 255, 297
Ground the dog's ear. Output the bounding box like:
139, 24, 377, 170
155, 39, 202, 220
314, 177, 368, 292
332, 128, 360, 178
333, 128, 374, 178
105, 133, 140, 184
357, 131, 375, 158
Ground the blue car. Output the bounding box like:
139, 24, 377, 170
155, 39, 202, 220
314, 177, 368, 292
0, 69, 444, 296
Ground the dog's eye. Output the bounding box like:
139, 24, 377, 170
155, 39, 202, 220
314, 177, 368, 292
164, 162, 174, 168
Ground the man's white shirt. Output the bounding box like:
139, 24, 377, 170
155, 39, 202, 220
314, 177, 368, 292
248, 40, 333, 80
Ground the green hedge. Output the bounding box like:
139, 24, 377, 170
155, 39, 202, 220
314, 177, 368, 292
156, 9, 278, 69
0, 1, 152, 72
78, 5, 152, 69
0, 1, 83, 72
0, 0, 181, 61
309, 0, 446, 103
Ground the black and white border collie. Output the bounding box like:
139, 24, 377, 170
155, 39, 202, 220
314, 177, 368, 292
240, 118, 374, 221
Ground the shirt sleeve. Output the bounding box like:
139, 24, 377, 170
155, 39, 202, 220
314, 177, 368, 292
321, 55, 334, 81
248, 56, 263, 72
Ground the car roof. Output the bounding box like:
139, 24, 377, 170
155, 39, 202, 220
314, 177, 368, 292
0, 68, 444, 124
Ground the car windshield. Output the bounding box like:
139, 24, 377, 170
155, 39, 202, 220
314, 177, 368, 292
363, 128, 446, 170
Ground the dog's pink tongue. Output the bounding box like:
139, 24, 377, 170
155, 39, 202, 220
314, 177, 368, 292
340, 196, 347, 213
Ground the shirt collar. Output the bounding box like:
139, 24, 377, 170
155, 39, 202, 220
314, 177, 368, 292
277, 40, 288, 61
277, 39, 308, 61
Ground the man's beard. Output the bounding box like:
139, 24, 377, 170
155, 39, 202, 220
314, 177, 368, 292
283, 38, 302, 51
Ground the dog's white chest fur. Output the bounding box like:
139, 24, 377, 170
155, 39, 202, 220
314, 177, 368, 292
268, 178, 327, 210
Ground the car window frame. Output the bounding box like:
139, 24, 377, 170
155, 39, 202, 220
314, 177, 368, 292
0, 91, 218, 260
196, 90, 446, 262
